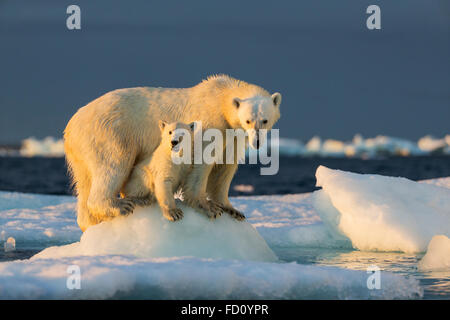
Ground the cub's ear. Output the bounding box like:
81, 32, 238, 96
158, 120, 167, 131
232, 97, 241, 109
271, 92, 282, 107
189, 121, 196, 131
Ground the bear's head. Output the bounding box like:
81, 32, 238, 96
158, 120, 196, 155
231, 92, 281, 149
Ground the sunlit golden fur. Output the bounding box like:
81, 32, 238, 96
64, 74, 281, 231
120, 121, 195, 221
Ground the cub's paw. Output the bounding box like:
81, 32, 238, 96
163, 207, 184, 222
118, 198, 135, 216
222, 205, 246, 221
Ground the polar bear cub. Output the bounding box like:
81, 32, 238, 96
121, 120, 195, 221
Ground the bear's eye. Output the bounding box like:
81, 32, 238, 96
169, 131, 172, 135
246, 120, 250, 124
263, 119, 268, 124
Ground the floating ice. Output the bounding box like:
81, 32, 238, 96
4, 237, 15, 252
3, 182, 449, 299
233, 184, 255, 193
0, 255, 422, 299
314, 166, 450, 253
19, 136, 64, 157
34, 205, 277, 262
7, 134, 450, 158
0, 192, 80, 245
248, 134, 450, 158
418, 235, 450, 271
418, 135, 448, 153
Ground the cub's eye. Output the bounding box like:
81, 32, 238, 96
263, 119, 268, 124
246, 120, 250, 124
169, 131, 172, 135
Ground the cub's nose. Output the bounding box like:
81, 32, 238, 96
171, 140, 179, 147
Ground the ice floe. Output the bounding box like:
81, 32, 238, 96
1, 172, 449, 299
418, 235, 450, 271
0, 255, 421, 299
19, 136, 65, 157
314, 166, 450, 253
34, 206, 277, 262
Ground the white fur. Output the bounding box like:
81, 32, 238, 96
64, 75, 281, 231
121, 122, 194, 222
235, 92, 281, 149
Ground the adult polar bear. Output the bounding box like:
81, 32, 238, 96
64, 75, 281, 231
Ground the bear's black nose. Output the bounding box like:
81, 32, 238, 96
171, 140, 179, 147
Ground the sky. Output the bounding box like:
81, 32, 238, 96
0, 0, 449, 144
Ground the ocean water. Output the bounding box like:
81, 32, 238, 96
1, 155, 450, 196
276, 247, 450, 300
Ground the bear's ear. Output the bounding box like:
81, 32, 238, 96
271, 92, 282, 108
232, 97, 241, 109
158, 120, 167, 131
189, 121, 196, 131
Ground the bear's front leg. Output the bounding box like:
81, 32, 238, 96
154, 178, 183, 221
183, 164, 223, 219
206, 163, 246, 221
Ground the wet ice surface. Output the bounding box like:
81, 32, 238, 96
275, 247, 450, 300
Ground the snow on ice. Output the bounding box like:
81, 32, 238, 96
34, 205, 277, 262
314, 166, 450, 253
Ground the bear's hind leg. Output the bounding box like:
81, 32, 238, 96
77, 187, 98, 232
66, 147, 97, 231
87, 162, 136, 223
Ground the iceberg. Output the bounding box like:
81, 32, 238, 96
314, 166, 450, 253
418, 235, 450, 271
418, 135, 448, 153
19, 136, 65, 157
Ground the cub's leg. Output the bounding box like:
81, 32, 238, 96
207, 163, 245, 221
154, 177, 183, 221
182, 164, 223, 219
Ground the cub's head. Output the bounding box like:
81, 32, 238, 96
231, 92, 281, 149
158, 120, 196, 154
